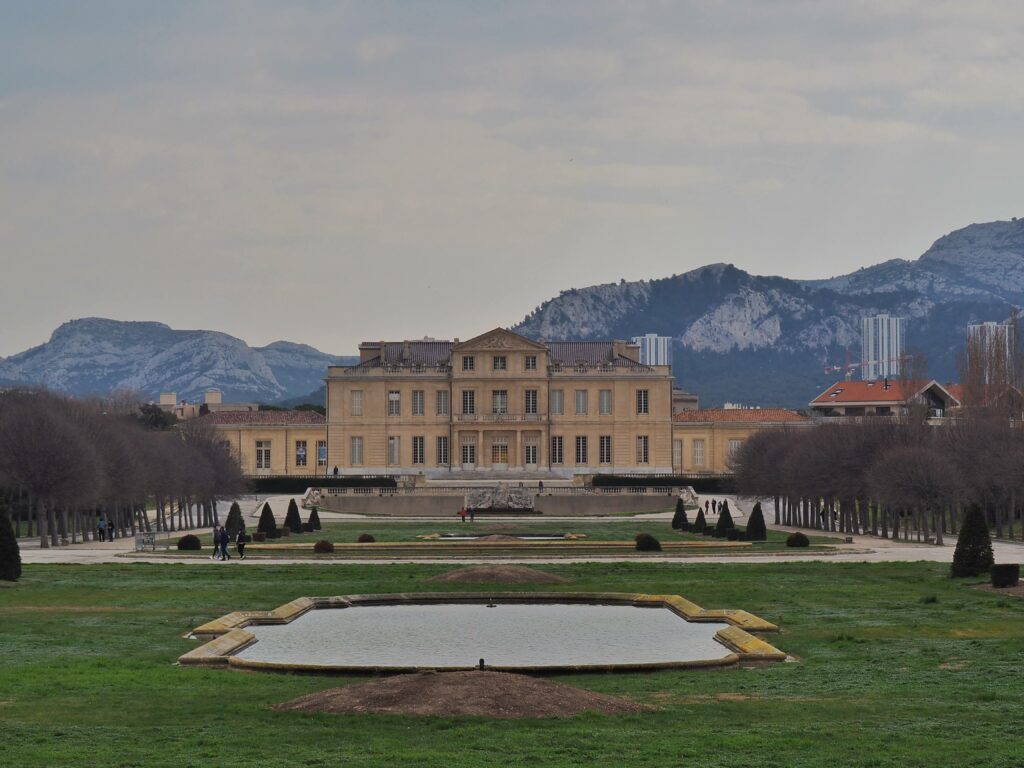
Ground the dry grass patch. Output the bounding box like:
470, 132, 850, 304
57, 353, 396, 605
425, 565, 571, 584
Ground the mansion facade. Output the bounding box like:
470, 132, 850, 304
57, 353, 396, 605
324, 329, 675, 475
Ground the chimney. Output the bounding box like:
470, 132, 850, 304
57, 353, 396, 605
359, 342, 381, 364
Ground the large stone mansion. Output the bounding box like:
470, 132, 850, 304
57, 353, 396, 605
202, 328, 809, 478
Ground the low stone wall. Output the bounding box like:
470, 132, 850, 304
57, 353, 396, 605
318, 494, 675, 517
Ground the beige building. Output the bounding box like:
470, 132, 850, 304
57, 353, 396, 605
202, 410, 327, 476
671, 408, 811, 475
325, 328, 675, 475
159, 389, 259, 421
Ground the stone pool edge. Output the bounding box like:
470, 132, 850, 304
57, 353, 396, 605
178, 592, 787, 673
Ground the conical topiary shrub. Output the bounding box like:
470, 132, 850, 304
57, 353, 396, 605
257, 503, 277, 536
0, 510, 22, 582
224, 502, 243, 539
745, 501, 767, 541
285, 498, 302, 534
308, 507, 322, 531
714, 500, 735, 536
951, 504, 994, 578
693, 508, 707, 533
671, 498, 689, 530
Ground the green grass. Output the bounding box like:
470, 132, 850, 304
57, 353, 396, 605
2, 561, 1022, 767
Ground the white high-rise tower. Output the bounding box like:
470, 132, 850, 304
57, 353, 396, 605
861, 315, 905, 380
631, 333, 672, 368
967, 320, 1015, 384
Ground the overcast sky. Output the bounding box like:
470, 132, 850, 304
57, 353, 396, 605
1, 1, 1022, 357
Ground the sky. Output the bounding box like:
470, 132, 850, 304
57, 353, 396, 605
1, 1, 1023, 357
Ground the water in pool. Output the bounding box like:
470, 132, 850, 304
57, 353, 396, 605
234, 603, 731, 668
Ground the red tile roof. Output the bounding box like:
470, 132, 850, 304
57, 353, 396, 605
673, 408, 808, 424
809, 380, 960, 406
199, 410, 326, 426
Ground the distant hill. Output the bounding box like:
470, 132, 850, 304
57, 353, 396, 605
514, 218, 1024, 407
0, 318, 356, 403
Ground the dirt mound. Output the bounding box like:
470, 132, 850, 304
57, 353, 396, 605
972, 583, 1024, 598
275, 670, 645, 718
426, 565, 570, 584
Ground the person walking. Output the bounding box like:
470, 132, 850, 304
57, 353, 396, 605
219, 526, 231, 561
211, 526, 221, 560
236, 525, 247, 560
97, 517, 107, 543
469, 506, 476, 523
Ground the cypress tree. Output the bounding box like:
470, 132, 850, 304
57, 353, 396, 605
308, 507, 322, 531
693, 508, 707, 533
714, 500, 735, 536
671, 498, 689, 530
745, 501, 767, 541
257, 502, 277, 536
0, 510, 21, 582
284, 498, 302, 533
951, 504, 994, 577
224, 502, 243, 538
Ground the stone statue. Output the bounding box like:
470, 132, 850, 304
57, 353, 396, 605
465, 482, 535, 510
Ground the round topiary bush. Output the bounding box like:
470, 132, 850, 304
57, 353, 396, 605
313, 540, 335, 554
952, 504, 994, 578
635, 533, 662, 551
177, 534, 201, 551
357, 533, 376, 543
786, 532, 810, 548
991, 563, 1020, 588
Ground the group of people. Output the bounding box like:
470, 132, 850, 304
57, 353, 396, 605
211, 524, 247, 560
703, 498, 726, 514
95, 517, 115, 542
458, 507, 477, 523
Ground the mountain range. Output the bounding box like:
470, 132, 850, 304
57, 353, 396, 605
2, 218, 1022, 408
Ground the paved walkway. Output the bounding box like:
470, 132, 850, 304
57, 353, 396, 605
17, 494, 1024, 566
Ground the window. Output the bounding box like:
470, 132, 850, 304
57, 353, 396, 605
492, 389, 508, 414
551, 389, 564, 415
524, 442, 538, 466
462, 389, 476, 415
524, 389, 538, 415
525, 355, 537, 371
492, 355, 507, 371
412, 390, 425, 416
412, 436, 425, 465
387, 390, 401, 416
462, 355, 475, 371
295, 440, 308, 467
351, 390, 363, 416
599, 435, 612, 464
461, 442, 476, 466
436, 390, 450, 416
636, 389, 650, 414
636, 435, 649, 464
599, 389, 612, 415
575, 390, 588, 415
350, 436, 363, 466
693, 439, 705, 467
551, 436, 564, 465
218, 440, 231, 453
436, 436, 449, 466
575, 436, 588, 465
728, 439, 742, 457
388, 436, 400, 466
255, 440, 271, 470
317, 440, 327, 467
491, 440, 509, 465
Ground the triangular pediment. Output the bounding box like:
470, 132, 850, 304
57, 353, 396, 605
453, 328, 547, 352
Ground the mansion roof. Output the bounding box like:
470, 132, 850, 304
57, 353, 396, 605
199, 411, 326, 426
809, 380, 961, 407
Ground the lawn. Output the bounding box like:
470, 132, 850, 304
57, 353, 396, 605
2, 561, 1022, 767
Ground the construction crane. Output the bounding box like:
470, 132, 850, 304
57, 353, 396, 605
823, 355, 911, 380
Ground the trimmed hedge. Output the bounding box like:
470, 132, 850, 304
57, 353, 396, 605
223, 502, 243, 539
693, 509, 707, 533
356, 533, 376, 543
308, 507, 322, 531
726, 529, 742, 541
786, 532, 810, 548
671, 498, 689, 530
177, 534, 201, 551
952, 504, 994, 578
714, 501, 735, 536
301, 522, 313, 533
634, 533, 662, 551
252, 532, 266, 542
284, 498, 302, 533
249, 475, 397, 494
991, 564, 1020, 588
257, 503, 277, 536
0, 511, 22, 582
313, 540, 335, 554
745, 501, 767, 541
